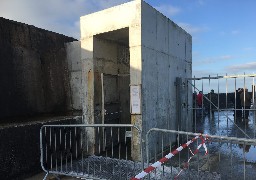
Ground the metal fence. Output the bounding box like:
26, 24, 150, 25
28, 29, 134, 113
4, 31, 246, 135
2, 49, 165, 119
40, 73, 256, 179
141, 128, 256, 180
40, 124, 143, 180
187, 74, 256, 138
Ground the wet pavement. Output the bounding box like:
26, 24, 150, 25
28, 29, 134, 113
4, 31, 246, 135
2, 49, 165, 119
189, 110, 256, 179
25, 173, 106, 180
25, 172, 77, 180
195, 110, 256, 138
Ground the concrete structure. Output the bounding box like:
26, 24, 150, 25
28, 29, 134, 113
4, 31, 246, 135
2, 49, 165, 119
80, 0, 192, 159
66, 41, 83, 111
0, 117, 81, 179
0, 0, 192, 176
0, 17, 81, 123
0, 17, 81, 178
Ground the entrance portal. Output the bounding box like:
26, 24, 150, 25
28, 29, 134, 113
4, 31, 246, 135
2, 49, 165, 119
93, 27, 130, 125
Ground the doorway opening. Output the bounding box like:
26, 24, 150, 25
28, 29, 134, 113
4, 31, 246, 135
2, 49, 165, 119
93, 27, 130, 125
92, 28, 132, 159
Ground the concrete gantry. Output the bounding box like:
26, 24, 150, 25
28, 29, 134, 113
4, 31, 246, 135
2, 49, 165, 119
80, 0, 192, 160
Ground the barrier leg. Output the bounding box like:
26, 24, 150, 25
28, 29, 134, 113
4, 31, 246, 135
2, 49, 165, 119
53, 174, 61, 180
43, 172, 48, 180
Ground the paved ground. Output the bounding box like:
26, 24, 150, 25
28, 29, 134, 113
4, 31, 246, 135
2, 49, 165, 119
25, 172, 79, 180
191, 110, 256, 179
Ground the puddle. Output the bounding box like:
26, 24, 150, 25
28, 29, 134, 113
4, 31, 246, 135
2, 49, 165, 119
192, 110, 256, 178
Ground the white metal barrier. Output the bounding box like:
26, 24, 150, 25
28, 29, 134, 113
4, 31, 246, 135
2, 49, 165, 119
188, 73, 256, 138
41, 124, 256, 179
140, 128, 256, 180
40, 124, 143, 180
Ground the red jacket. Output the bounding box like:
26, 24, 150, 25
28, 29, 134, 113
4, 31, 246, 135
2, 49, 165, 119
197, 93, 203, 106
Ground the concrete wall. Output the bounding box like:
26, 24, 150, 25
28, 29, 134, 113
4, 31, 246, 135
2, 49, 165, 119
66, 41, 82, 112
0, 17, 77, 122
141, 2, 192, 155
0, 18, 82, 178
0, 116, 82, 179
80, 0, 141, 126
80, 0, 141, 159
141, 2, 192, 133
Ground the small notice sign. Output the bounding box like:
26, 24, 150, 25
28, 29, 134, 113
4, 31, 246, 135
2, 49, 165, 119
130, 85, 141, 114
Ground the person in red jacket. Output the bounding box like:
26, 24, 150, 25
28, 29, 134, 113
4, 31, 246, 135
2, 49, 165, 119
196, 91, 203, 116
197, 91, 203, 108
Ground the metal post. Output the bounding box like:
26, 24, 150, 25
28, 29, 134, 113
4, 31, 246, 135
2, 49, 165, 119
176, 77, 182, 131
101, 73, 105, 124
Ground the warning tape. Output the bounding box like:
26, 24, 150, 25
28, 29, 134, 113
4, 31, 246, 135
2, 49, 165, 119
174, 135, 209, 179
131, 135, 204, 180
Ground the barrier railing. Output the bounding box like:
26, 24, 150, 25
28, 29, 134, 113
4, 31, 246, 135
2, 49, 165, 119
138, 128, 256, 180
41, 124, 256, 179
189, 73, 256, 138
40, 124, 143, 180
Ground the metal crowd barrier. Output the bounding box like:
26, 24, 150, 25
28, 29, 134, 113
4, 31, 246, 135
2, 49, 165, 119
144, 128, 256, 180
40, 124, 143, 180
188, 73, 256, 137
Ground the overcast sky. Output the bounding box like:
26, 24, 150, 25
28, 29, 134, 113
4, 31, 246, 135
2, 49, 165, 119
0, 0, 256, 79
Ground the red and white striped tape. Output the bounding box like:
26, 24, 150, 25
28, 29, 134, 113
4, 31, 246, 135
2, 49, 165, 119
131, 135, 202, 180
174, 135, 208, 179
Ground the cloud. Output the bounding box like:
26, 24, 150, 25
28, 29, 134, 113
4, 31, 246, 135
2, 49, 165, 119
0, 0, 130, 39
243, 47, 255, 51
231, 30, 239, 35
192, 51, 201, 57
220, 30, 240, 36
194, 55, 234, 65
197, 0, 206, 5
154, 4, 181, 17
178, 22, 208, 35
220, 55, 233, 60
0, 0, 207, 39
192, 69, 218, 77
225, 62, 256, 73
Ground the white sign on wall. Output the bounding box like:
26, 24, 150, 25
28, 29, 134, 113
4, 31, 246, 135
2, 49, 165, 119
130, 85, 141, 114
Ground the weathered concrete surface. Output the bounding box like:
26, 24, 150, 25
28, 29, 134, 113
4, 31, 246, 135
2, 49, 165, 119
0, 116, 81, 180
80, 0, 141, 160
80, 0, 192, 161
66, 41, 82, 111
0, 17, 77, 122
141, 2, 192, 137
